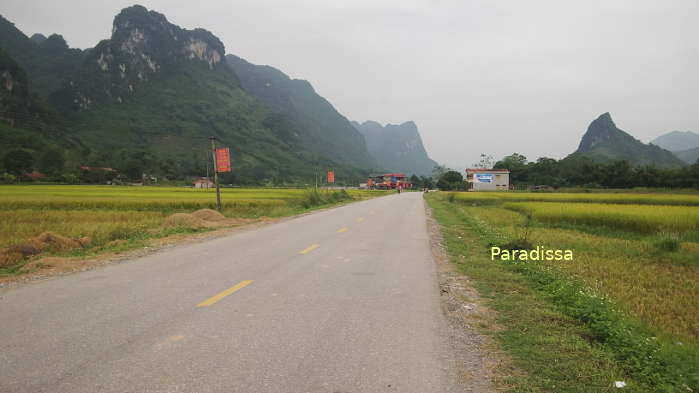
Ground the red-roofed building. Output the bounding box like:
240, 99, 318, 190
367, 173, 412, 189
22, 171, 46, 181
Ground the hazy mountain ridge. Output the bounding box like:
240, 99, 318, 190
672, 147, 699, 164
651, 131, 699, 152
651, 131, 699, 164
226, 54, 377, 169
569, 112, 685, 168
352, 120, 437, 176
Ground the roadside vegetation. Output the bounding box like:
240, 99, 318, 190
427, 191, 698, 393
0, 185, 385, 277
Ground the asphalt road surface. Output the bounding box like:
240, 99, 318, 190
1, 192, 470, 393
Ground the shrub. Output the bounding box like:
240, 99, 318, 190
654, 232, 681, 252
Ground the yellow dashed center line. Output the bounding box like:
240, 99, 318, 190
337, 227, 348, 233
300, 244, 320, 254
197, 280, 254, 307
356, 217, 365, 222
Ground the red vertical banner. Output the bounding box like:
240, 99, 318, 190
215, 148, 231, 172
327, 170, 335, 183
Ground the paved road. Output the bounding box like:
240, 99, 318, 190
0, 192, 466, 393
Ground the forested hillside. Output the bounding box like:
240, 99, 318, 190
0, 6, 375, 184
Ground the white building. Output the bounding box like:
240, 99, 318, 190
193, 177, 214, 189
465, 169, 510, 191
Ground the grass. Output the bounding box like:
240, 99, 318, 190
0, 185, 386, 274
426, 192, 699, 392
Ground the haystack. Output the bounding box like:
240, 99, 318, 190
191, 209, 226, 222
20, 257, 88, 273
32, 232, 82, 251
163, 213, 207, 229
0, 231, 87, 268
0, 249, 25, 267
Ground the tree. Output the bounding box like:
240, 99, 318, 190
3, 149, 34, 175
420, 176, 435, 189
431, 164, 449, 180
494, 153, 527, 169
494, 153, 528, 183
437, 170, 464, 191
38, 148, 65, 174
409, 174, 420, 188
473, 153, 494, 169
1, 172, 17, 184
122, 160, 144, 180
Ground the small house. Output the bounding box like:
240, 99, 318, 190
465, 169, 510, 191
193, 177, 214, 189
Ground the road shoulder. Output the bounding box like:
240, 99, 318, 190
425, 200, 500, 392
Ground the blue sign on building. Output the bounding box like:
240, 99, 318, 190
475, 173, 493, 183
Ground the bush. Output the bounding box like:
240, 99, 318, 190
1, 172, 17, 184
654, 232, 680, 252
61, 173, 79, 184
298, 188, 352, 208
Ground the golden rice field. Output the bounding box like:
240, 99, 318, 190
0, 185, 384, 250
445, 191, 699, 342
0, 185, 327, 210
503, 201, 699, 234
452, 191, 699, 206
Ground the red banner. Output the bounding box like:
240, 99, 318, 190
215, 148, 231, 172
327, 171, 335, 183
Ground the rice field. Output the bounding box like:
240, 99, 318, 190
0, 185, 316, 211
503, 201, 699, 234
0, 185, 384, 250
451, 191, 699, 206
442, 191, 699, 342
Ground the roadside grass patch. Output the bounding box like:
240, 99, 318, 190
297, 188, 353, 208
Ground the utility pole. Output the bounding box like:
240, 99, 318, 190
209, 136, 222, 211
205, 151, 210, 191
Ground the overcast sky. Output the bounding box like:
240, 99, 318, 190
2, 0, 698, 168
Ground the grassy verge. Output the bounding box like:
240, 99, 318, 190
426, 193, 698, 393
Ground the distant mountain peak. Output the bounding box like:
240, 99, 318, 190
55, 4, 230, 110
571, 112, 685, 168
353, 120, 437, 176
110, 5, 225, 70
577, 112, 619, 151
